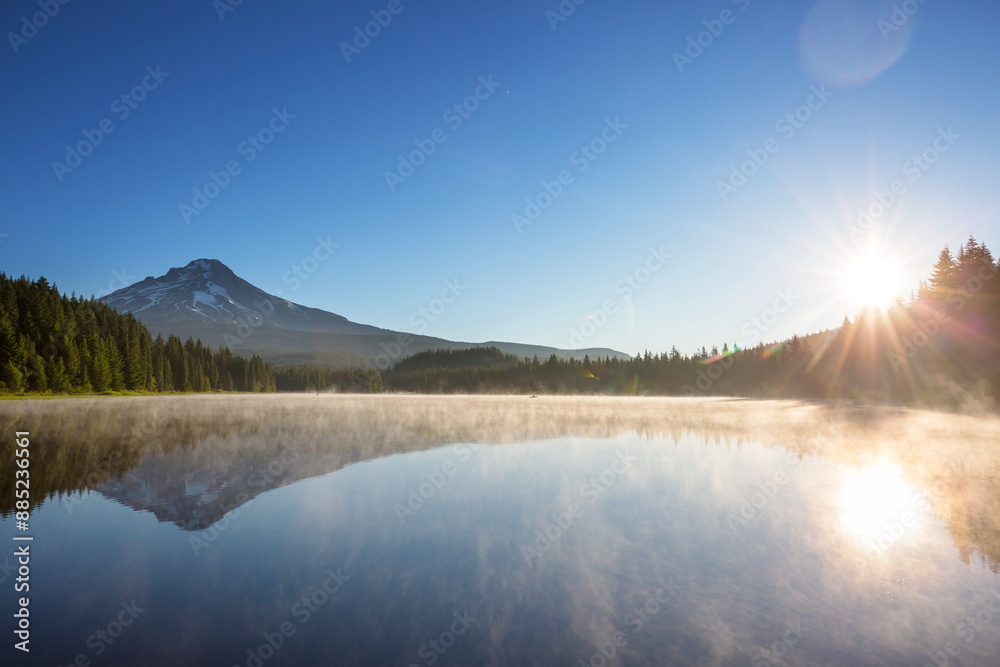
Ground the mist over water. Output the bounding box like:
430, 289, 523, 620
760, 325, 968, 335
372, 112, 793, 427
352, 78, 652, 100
2, 395, 999, 665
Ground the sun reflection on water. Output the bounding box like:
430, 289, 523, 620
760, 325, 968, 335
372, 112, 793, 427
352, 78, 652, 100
838, 461, 923, 546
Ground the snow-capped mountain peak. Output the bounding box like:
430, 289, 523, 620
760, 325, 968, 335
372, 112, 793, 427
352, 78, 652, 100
100, 258, 628, 363
102, 259, 377, 337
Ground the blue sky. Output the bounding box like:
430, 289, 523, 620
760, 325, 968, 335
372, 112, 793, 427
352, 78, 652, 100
2, 0, 998, 355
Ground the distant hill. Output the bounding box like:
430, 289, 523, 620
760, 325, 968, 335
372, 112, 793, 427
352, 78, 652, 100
102, 259, 628, 365
376, 237, 1000, 406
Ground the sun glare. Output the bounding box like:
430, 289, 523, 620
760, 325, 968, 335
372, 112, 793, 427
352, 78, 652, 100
844, 253, 900, 309
837, 461, 918, 544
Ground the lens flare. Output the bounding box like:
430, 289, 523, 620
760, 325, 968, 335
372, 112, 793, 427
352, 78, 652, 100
799, 0, 916, 88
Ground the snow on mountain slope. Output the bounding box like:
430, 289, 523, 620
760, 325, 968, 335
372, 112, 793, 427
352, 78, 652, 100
101, 258, 630, 363
102, 259, 388, 337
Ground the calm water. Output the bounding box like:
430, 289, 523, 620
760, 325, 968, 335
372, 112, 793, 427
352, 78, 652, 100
1, 395, 999, 666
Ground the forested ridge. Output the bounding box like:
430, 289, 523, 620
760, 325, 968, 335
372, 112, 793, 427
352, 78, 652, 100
378, 237, 1000, 407
3, 236, 998, 407
0, 273, 276, 393
0, 272, 384, 395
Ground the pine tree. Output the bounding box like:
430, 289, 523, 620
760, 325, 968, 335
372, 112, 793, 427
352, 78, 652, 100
0, 360, 23, 393
924, 245, 957, 304
107, 338, 125, 390
26, 355, 48, 392
48, 358, 72, 392
89, 337, 111, 392
123, 332, 144, 390
63, 336, 81, 383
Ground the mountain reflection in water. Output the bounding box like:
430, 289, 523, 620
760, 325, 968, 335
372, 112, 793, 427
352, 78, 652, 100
1, 395, 998, 666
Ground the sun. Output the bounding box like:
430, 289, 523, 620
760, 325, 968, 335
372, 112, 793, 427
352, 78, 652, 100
844, 252, 900, 309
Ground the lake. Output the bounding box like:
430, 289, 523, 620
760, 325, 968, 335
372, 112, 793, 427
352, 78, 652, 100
1, 395, 999, 666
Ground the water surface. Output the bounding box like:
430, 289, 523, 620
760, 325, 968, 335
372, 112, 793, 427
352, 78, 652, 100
1, 395, 999, 666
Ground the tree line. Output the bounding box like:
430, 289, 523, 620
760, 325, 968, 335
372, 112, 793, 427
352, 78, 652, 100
4, 236, 997, 406
0, 273, 275, 393
374, 236, 1000, 407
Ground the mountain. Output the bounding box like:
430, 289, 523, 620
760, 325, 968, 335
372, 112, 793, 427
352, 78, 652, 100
101, 259, 390, 338
102, 259, 627, 365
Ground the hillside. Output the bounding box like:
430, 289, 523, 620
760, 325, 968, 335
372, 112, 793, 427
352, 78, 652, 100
102, 259, 628, 365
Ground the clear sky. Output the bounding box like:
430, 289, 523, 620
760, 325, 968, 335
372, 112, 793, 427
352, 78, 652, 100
2, 0, 998, 356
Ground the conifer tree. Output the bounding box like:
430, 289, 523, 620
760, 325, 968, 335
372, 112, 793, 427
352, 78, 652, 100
925, 246, 957, 303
